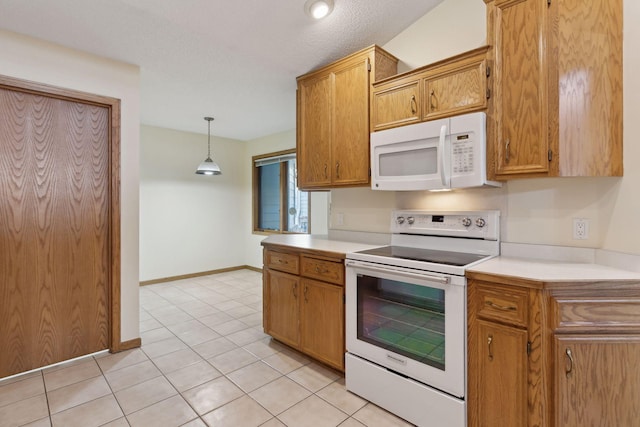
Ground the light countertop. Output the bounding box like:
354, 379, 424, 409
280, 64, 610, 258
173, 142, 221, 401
467, 256, 640, 283
261, 235, 640, 284
260, 234, 379, 256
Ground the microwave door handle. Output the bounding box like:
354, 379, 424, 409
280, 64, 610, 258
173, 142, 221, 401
439, 124, 451, 188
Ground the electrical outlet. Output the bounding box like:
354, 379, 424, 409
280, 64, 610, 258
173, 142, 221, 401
573, 218, 589, 240
336, 212, 344, 226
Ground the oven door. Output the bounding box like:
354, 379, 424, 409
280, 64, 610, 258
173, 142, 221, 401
345, 259, 466, 398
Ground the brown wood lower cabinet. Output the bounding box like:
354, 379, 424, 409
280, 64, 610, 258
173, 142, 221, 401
476, 320, 528, 426
468, 275, 640, 427
264, 269, 300, 348
262, 245, 345, 371
554, 335, 640, 426
300, 278, 344, 368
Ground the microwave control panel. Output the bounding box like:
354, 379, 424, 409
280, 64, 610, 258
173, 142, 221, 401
451, 132, 475, 174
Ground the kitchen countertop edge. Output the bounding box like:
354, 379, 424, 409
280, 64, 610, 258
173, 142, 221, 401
467, 256, 640, 289
260, 234, 380, 259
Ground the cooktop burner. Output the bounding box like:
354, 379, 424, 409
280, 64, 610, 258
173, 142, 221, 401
355, 245, 489, 267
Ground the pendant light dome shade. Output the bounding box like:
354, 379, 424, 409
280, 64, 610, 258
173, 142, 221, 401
196, 116, 222, 175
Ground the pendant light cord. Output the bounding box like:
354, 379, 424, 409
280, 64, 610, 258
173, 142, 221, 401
205, 116, 214, 160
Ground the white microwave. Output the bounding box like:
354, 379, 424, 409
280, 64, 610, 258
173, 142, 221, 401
370, 112, 500, 191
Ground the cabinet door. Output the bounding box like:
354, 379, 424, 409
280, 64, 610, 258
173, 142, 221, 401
371, 77, 421, 131
332, 57, 370, 186
264, 269, 300, 348
477, 320, 528, 427
424, 60, 486, 120
298, 74, 332, 189
300, 278, 344, 370
555, 335, 640, 426
494, 0, 550, 176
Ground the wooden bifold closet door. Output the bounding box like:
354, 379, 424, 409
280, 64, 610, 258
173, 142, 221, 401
0, 77, 120, 378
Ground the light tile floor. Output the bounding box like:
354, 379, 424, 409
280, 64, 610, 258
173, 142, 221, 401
0, 269, 414, 427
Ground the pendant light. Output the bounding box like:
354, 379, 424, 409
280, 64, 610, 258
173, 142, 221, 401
195, 116, 222, 175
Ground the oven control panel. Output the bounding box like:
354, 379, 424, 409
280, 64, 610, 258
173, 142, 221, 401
391, 210, 500, 240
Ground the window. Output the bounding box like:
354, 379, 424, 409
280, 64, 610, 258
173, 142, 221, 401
253, 149, 310, 234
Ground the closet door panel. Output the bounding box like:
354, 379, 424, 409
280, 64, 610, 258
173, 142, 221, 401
0, 88, 110, 377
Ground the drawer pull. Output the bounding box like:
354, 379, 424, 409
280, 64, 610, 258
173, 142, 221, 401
430, 89, 438, 111
485, 300, 517, 311
292, 283, 298, 298
314, 265, 328, 274
277, 259, 289, 265
565, 348, 574, 378
410, 95, 417, 114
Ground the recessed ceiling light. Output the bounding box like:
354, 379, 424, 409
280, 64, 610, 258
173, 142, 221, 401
304, 0, 334, 20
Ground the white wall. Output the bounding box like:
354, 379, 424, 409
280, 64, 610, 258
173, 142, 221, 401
330, 0, 640, 255
0, 29, 141, 342
383, 0, 486, 73
139, 125, 246, 281
243, 129, 329, 269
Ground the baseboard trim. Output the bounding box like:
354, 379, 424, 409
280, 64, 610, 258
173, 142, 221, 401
140, 265, 262, 286
110, 337, 141, 353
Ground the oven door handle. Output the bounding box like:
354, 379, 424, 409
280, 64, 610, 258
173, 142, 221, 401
345, 260, 450, 285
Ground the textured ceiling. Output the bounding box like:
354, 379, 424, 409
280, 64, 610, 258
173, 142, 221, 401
0, 0, 444, 140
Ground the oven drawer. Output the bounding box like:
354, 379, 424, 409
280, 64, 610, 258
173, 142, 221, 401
301, 255, 344, 285
265, 250, 299, 275
476, 284, 528, 327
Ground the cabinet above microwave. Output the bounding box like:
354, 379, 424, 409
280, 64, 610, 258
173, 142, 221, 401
371, 46, 490, 132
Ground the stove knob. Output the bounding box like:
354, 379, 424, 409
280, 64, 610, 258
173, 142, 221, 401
407, 216, 415, 225
462, 217, 472, 227
475, 218, 486, 228
396, 216, 406, 225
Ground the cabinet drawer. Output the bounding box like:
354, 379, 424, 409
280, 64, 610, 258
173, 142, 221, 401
300, 255, 344, 285
265, 250, 299, 275
552, 297, 640, 332
476, 285, 528, 327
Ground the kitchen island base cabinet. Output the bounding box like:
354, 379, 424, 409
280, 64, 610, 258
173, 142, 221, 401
468, 275, 640, 427
262, 247, 346, 371
554, 336, 640, 426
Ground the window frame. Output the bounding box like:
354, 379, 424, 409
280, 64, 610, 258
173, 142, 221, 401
252, 148, 311, 235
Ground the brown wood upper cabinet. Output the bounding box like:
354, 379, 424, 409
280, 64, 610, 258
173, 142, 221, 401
371, 47, 489, 132
297, 45, 398, 190
486, 0, 623, 179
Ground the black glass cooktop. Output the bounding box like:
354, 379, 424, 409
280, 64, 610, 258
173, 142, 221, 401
356, 245, 488, 267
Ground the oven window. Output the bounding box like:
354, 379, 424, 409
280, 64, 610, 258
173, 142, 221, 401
356, 274, 445, 370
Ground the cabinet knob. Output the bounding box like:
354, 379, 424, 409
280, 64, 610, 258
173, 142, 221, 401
430, 90, 438, 111
410, 95, 417, 114
335, 162, 340, 178
324, 163, 328, 179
